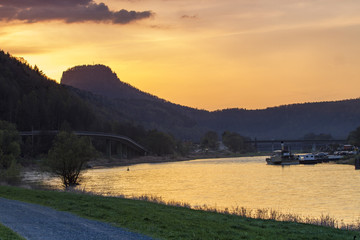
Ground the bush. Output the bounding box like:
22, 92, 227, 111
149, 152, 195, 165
0, 160, 21, 185
0, 120, 21, 184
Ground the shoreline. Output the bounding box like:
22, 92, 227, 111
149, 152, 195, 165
86, 152, 358, 169
87, 155, 193, 169
86, 152, 271, 169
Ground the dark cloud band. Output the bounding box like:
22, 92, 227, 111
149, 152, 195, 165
0, 0, 153, 24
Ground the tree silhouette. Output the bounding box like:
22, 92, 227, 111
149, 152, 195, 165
201, 131, 219, 150
348, 126, 360, 146
0, 120, 21, 183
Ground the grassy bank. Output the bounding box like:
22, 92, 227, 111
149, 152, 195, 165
0, 223, 25, 240
0, 186, 358, 240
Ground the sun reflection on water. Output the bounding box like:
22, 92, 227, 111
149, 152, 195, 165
35, 156, 360, 224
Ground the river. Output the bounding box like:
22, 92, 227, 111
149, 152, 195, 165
30, 156, 360, 225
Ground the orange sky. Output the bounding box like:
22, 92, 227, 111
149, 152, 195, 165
1, 0, 360, 110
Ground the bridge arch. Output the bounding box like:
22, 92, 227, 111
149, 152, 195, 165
19, 130, 148, 158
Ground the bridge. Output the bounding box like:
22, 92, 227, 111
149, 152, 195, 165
20, 130, 148, 158
245, 139, 348, 152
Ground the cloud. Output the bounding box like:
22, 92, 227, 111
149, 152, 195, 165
181, 15, 198, 20
0, 0, 154, 24
0, 0, 92, 8
113, 9, 153, 24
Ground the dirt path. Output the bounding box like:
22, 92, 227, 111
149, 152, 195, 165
0, 198, 155, 240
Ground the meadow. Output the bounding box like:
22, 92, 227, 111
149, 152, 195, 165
0, 185, 358, 240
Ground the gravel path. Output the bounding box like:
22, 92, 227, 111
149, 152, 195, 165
0, 198, 156, 240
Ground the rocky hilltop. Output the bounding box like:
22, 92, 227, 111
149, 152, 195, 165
61, 65, 157, 101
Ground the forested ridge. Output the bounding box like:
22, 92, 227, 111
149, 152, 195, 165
199, 100, 360, 139
62, 64, 360, 140
0, 51, 97, 131
0, 51, 149, 140
1, 50, 359, 144
0, 51, 185, 156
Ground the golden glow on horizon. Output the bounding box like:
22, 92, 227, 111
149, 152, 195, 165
1, 0, 360, 110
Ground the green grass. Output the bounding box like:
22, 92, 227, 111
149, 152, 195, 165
0, 186, 358, 240
0, 223, 25, 240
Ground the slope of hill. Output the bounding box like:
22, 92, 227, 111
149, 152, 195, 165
61, 64, 360, 140
200, 100, 360, 139
0, 51, 98, 132
61, 65, 203, 139
0, 51, 188, 156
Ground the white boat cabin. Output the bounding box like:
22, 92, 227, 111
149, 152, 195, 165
298, 154, 315, 161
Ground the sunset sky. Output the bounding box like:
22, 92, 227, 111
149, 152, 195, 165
1, 0, 360, 110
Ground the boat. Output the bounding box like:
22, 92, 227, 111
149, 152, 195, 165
315, 152, 328, 162
326, 154, 343, 161
298, 153, 318, 164
266, 142, 299, 165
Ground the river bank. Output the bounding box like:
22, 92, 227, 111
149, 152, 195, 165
0, 185, 358, 240
87, 155, 192, 168
86, 152, 271, 169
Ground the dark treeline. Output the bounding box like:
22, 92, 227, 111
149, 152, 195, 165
204, 102, 360, 140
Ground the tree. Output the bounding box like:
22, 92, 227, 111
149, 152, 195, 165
201, 131, 219, 150
222, 131, 243, 153
0, 120, 20, 169
145, 130, 175, 156
0, 120, 21, 183
222, 131, 251, 153
47, 131, 96, 188
348, 126, 360, 146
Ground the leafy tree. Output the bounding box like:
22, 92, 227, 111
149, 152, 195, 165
0, 120, 20, 169
175, 140, 192, 157
46, 131, 96, 188
222, 131, 243, 153
145, 130, 175, 156
222, 131, 251, 153
201, 131, 219, 150
0, 120, 21, 183
348, 126, 360, 146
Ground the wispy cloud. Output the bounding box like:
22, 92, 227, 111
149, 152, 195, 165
0, 0, 154, 24
181, 14, 198, 20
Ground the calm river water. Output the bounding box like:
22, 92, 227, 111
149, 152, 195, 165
37, 156, 360, 224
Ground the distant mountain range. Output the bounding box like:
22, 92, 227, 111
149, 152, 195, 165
61, 64, 360, 140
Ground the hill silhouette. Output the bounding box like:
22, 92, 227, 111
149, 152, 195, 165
61, 65, 202, 139
0, 51, 191, 156
61, 64, 360, 140
61, 65, 157, 101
